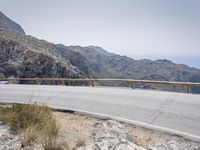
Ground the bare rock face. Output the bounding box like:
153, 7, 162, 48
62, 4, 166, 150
77, 120, 146, 150
66, 45, 200, 93
0, 11, 25, 35
0, 30, 88, 80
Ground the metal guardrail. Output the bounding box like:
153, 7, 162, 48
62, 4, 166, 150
0, 78, 200, 93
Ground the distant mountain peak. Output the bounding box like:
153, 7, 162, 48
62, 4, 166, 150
88, 45, 104, 49
155, 59, 173, 64
0, 11, 25, 35
87, 45, 113, 56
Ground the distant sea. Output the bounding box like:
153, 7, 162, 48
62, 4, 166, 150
131, 54, 200, 69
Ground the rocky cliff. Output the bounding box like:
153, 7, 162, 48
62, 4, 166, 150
0, 30, 88, 81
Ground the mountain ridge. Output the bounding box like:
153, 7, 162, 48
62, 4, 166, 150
0, 30, 88, 80
0, 12, 200, 93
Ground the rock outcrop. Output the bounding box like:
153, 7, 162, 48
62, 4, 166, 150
0, 30, 88, 80
0, 11, 25, 35
77, 120, 146, 150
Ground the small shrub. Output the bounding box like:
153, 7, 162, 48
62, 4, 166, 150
42, 119, 66, 150
45, 119, 60, 138
74, 137, 86, 148
0, 103, 68, 149
5, 103, 52, 132
20, 125, 38, 147
0, 106, 10, 122
42, 138, 65, 150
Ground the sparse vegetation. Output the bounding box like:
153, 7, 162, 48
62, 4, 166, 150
74, 137, 86, 149
20, 125, 38, 147
0, 102, 66, 149
2, 103, 52, 132
0, 103, 200, 150
42, 119, 66, 150
132, 134, 152, 148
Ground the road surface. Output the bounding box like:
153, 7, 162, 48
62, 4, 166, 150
0, 84, 200, 139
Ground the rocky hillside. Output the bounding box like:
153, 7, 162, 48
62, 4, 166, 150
61, 45, 200, 81
0, 30, 89, 81
63, 45, 200, 92
0, 12, 200, 92
0, 11, 25, 35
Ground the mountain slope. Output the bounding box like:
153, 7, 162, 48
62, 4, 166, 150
64, 45, 200, 80
0, 11, 25, 35
63, 45, 200, 92
0, 12, 200, 92
0, 30, 88, 80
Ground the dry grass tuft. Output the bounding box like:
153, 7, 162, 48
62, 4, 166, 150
20, 125, 38, 147
132, 135, 152, 147
0, 102, 67, 149
1, 103, 52, 132
42, 119, 66, 150
74, 137, 86, 149
0, 105, 9, 122
42, 138, 66, 150
44, 119, 60, 139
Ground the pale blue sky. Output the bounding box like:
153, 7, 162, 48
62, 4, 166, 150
0, 0, 200, 68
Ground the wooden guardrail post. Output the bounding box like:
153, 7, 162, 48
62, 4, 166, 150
131, 82, 134, 89
36, 79, 39, 85
61, 80, 64, 86
90, 80, 95, 87
186, 84, 190, 93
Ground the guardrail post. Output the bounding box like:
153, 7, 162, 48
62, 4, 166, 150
61, 80, 64, 86
131, 83, 134, 89
36, 79, 39, 85
91, 80, 95, 87
186, 85, 190, 93
10, 77, 14, 84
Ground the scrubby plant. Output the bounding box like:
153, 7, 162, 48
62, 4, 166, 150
0, 105, 10, 122
20, 125, 38, 147
42, 119, 66, 150
4, 103, 52, 132
74, 137, 86, 149
0, 102, 68, 149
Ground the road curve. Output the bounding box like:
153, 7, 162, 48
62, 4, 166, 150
0, 84, 200, 139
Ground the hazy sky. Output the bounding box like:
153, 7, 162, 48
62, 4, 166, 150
0, 0, 200, 68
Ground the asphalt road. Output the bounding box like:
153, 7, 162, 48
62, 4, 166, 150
0, 84, 200, 138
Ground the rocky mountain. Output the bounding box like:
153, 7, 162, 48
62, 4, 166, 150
0, 30, 89, 82
62, 45, 200, 92
56, 44, 90, 77
62, 45, 200, 80
0, 12, 200, 92
0, 11, 25, 35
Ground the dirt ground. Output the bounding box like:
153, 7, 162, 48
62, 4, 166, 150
53, 111, 200, 150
